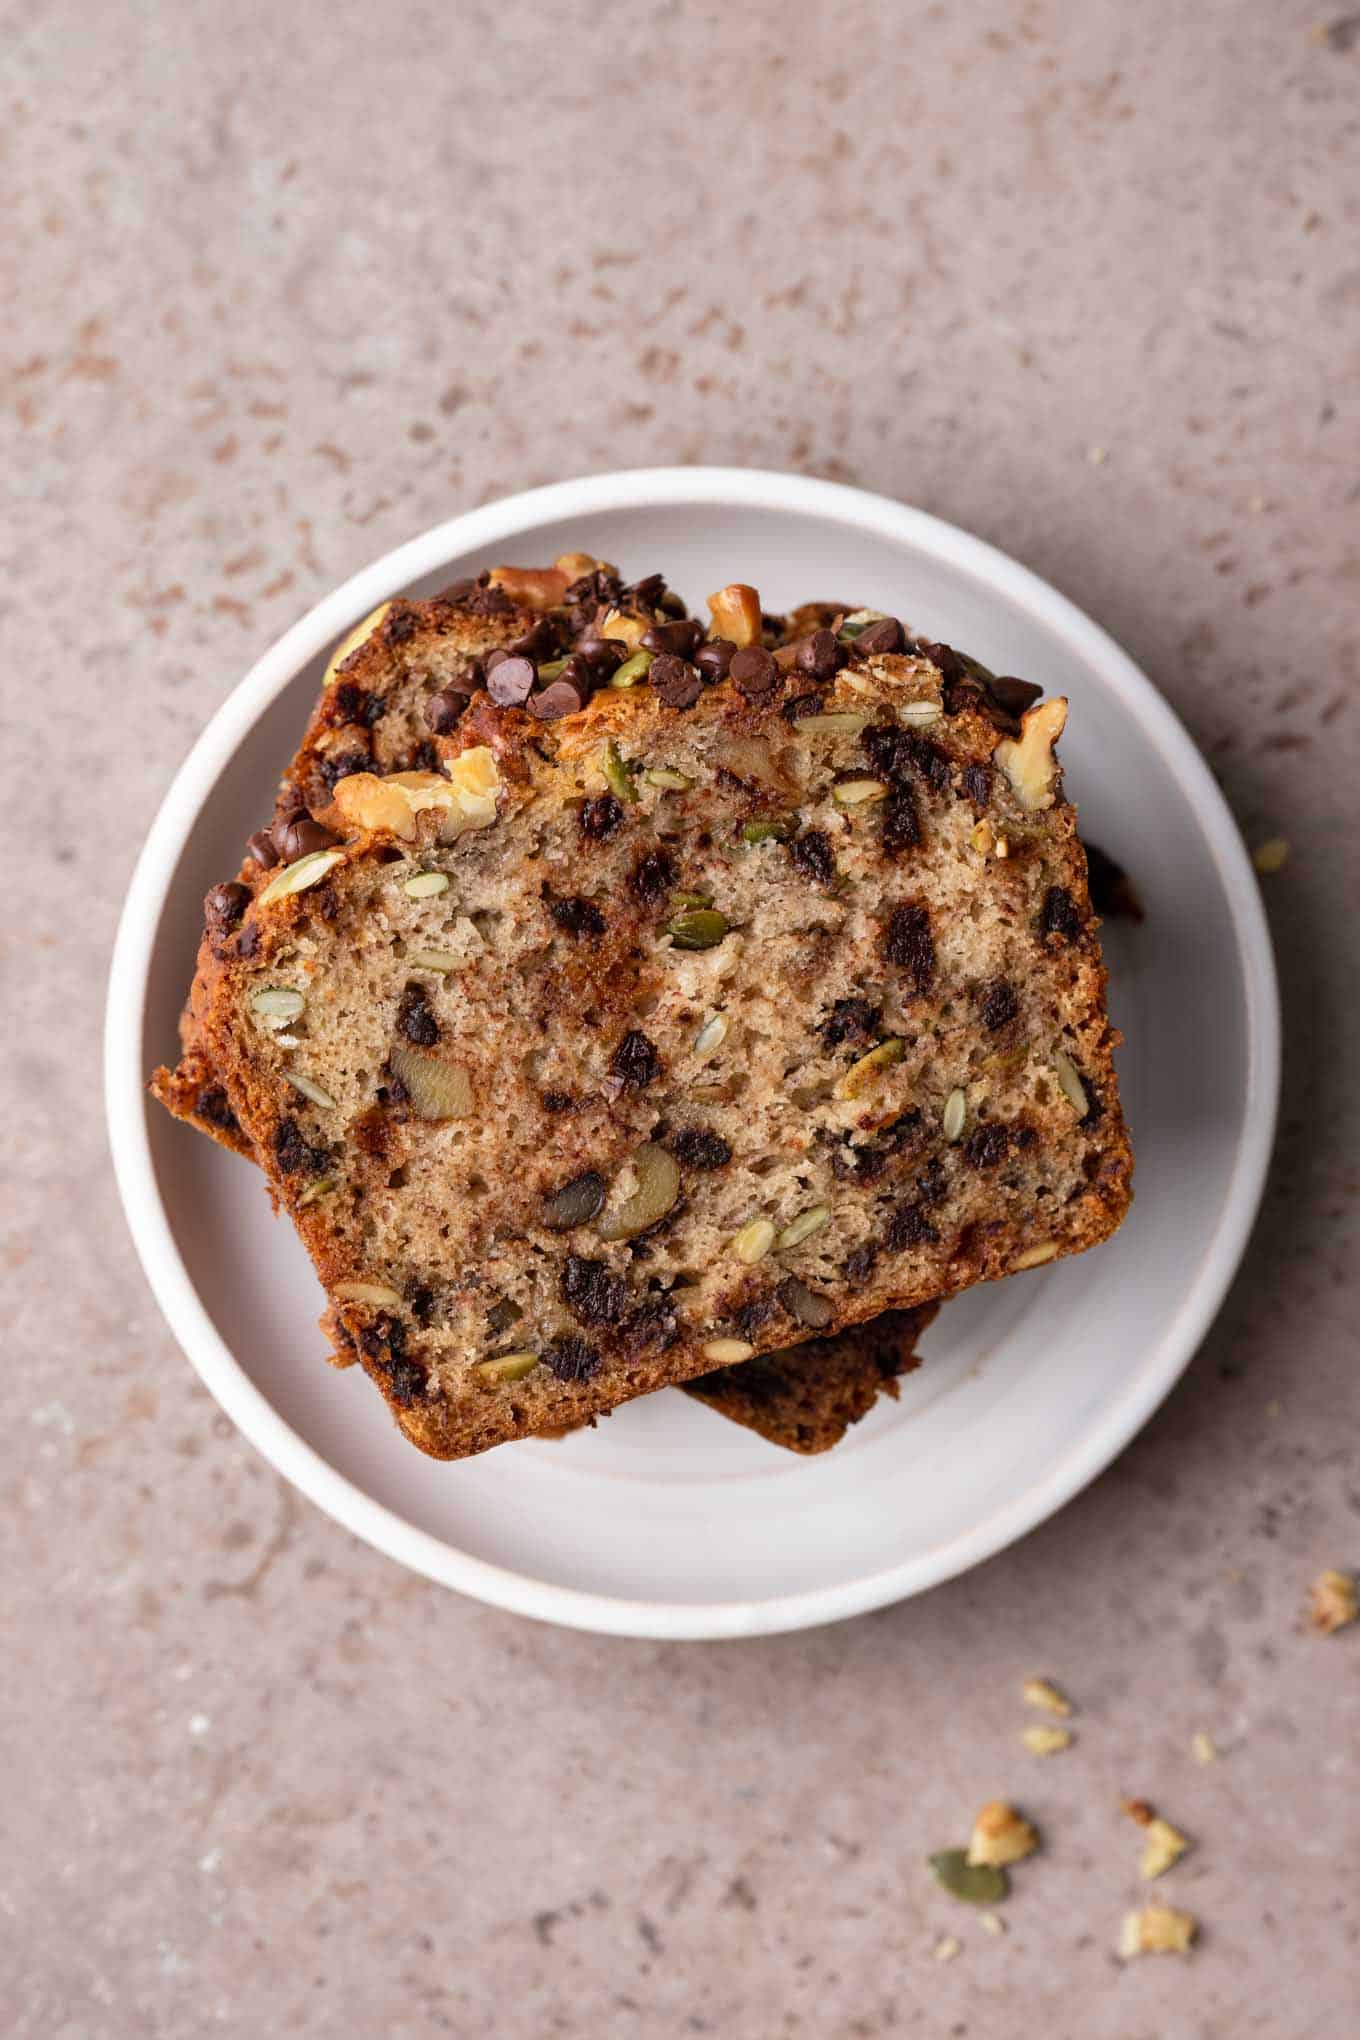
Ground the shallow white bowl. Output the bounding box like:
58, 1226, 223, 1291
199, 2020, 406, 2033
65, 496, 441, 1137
105, 468, 1279, 1639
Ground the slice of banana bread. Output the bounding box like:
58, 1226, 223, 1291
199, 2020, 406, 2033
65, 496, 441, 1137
184, 595, 1131, 1458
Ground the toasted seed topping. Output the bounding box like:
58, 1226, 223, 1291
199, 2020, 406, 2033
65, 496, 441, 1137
609, 648, 653, 689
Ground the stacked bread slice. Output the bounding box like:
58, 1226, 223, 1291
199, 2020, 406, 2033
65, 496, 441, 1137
153, 555, 1130, 1459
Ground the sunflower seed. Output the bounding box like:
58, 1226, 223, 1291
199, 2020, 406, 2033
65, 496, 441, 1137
286, 1072, 337, 1110
403, 870, 450, 899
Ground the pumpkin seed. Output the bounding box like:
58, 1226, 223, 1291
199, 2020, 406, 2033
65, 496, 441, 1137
731, 1217, 776, 1265
334, 1281, 403, 1309
474, 1351, 538, 1384
257, 847, 345, 906
597, 1143, 681, 1241
601, 739, 638, 804
535, 657, 569, 683
541, 1171, 607, 1231
837, 607, 888, 641
832, 777, 889, 807
777, 1276, 834, 1329
793, 711, 870, 736
668, 907, 729, 950
250, 986, 306, 1026
741, 815, 797, 844
942, 1087, 967, 1141
297, 1175, 336, 1207
287, 1072, 337, 1110
693, 1011, 728, 1055
836, 1036, 905, 1099
928, 1851, 1010, 1907
407, 947, 464, 973
403, 870, 450, 899
1053, 1051, 1088, 1116
775, 1204, 831, 1251
387, 1043, 474, 1120
643, 766, 693, 790
608, 648, 653, 689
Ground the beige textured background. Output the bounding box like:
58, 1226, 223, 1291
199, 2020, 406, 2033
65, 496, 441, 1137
5, 1, 1358, 2033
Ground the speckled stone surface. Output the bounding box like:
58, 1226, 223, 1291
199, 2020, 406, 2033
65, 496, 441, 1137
6, 1, 1358, 2033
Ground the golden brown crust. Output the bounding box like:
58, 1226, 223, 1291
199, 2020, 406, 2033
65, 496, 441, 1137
185, 616, 1131, 1460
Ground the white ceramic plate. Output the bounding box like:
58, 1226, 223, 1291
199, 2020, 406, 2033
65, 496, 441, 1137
105, 469, 1279, 1639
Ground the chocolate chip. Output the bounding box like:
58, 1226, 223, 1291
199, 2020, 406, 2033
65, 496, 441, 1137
397, 982, 440, 1046
886, 1199, 939, 1250
383, 1353, 428, 1407
272, 811, 339, 862
274, 1117, 330, 1176
668, 1127, 732, 1169
793, 628, 840, 680
436, 576, 479, 604
360, 1311, 406, 1362
844, 1243, 878, 1287
573, 634, 628, 675
788, 830, 836, 888
980, 978, 1019, 1029
508, 616, 560, 663
962, 764, 993, 808
963, 1123, 1010, 1170
540, 1090, 576, 1114
881, 787, 923, 856
641, 618, 703, 657
883, 904, 935, 992
549, 894, 607, 938
529, 678, 587, 719
916, 1156, 948, 1205
403, 740, 440, 773
611, 1028, 661, 1088
204, 881, 250, 936
331, 681, 378, 726
195, 1084, 237, 1133
821, 997, 881, 1048
486, 655, 536, 707
627, 847, 676, 902
694, 637, 736, 683
988, 675, 1043, 719
649, 654, 703, 709
245, 828, 281, 869
731, 1295, 776, 1341
384, 606, 418, 646
542, 1334, 602, 1383
622, 1301, 680, 1355
628, 572, 667, 610
235, 920, 262, 958
729, 645, 779, 697
579, 793, 625, 840
1084, 844, 1144, 922
561, 1255, 629, 1328
425, 685, 473, 734
852, 616, 906, 656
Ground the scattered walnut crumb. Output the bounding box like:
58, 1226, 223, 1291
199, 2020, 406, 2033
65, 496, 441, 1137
1308, 1568, 1358, 1635
1191, 1731, 1217, 1766
1022, 1725, 1073, 1756
1119, 1904, 1198, 1958
967, 1802, 1038, 1870
933, 1934, 961, 1964
1022, 1676, 1073, 1717
1252, 836, 1290, 874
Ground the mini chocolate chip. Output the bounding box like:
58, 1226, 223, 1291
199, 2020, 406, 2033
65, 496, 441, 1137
360, 1311, 406, 1362
272, 811, 340, 861
821, 996, 881, 1048
881, 786, 923, 856
622, 1300, 680, 1354
669, 1127, 732, 1169
641, 617, 704, 657
883, 904, 935, 992
694, 638, 736, 683
649, 654, 702, 709
561, 1254, 629, 1328
204, 881, 250, 936
245, 828, 281, 869
508, 616, 560, 662
404, 740, 440, 773
383, 1354, 428, 1407
628, 846, 676, 902
962, 763, 993, 807
274, 1117, 330, 1176
887, 1199, 939, 1250
852, 616, 906, 656
916, 1156, 948, 1205
425, 686, 472, 734
980, 978, 1019, 1029
732, 1295, 775, 1340
788, 830, 836, 888
988, 675, 1043, 718
579, 793, 624, 840
486, 655, 536, 707
529, 678, 586, 719
557, 652, 595, 695
549, 894, 607, 937
796, 627, 843, 680
844, 1243, 878, 1286
963, 1123, 1010, 1170
195, 1084, 237, 1132
611, 1028, 661, 1088
236, 920, 262, 958
729, 645, 779, 697
540, 1090, 576, 1114
397, 982, 440, 1046
628, 572, 666, 609
384, 606, 418, 645
1084, 844, 1144, 922
436, 576, 478, 604
574, 634, 628, 674
542, 1334, 602, 1383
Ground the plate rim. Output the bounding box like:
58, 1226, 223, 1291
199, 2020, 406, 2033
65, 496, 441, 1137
104, 465, 1280, 1640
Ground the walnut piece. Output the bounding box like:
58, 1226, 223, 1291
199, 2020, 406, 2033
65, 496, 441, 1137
1308, 1567, 1358, 1635
324, 601, 393, 685
993, 696, 1068, 811
333, 751, 502, 843
708, 582, 763, 648
1119, 1905, 1198, 1958
967, 1801, 1038, 1870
